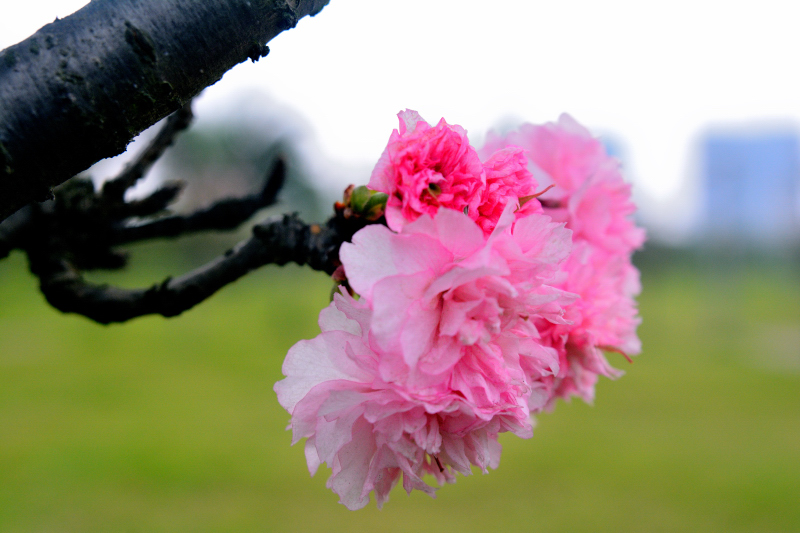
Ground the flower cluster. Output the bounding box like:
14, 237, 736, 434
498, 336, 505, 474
274, 111, 644, 509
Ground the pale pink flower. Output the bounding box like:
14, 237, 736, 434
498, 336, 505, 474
275, 291, 518, 510
340, 205, 572, 388
276, 111, 645, 509
369, 110, 485, 231
275, 205, 574, 509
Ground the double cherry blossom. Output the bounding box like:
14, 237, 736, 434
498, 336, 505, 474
275, 110, 644, 509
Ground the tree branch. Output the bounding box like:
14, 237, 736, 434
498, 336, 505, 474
0, 123, 378, 323
111, 159, 286, 244
0, 0, 330, 222
101, 101, 194, 203
32, 212, 367, 324
0, 70, 381, 325
0, 205, 32, 259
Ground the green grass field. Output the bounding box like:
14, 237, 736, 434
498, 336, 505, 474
1, 245, 798, 532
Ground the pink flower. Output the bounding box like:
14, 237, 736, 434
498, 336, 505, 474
475, 147, 538, 235
535, 244, 642, 404
369, 110, 486, 231
275, 205, 574, 509
275, 111, 645, 509
480, 114, 645, 403
274, 292, 514, 510
481, 114, 645, 253
341, 205, 572, 387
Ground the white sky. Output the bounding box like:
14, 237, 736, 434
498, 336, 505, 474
4, 0, 800, 240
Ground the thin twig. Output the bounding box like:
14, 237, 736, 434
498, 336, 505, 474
0, 206, 33, 259
34, 212, 361, 323
111, 159, 286, 244
115, 181, 185, 219
101, 101, 194, 203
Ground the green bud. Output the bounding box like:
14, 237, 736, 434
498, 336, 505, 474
363, 192, 388, 220
349, 186, 372, 213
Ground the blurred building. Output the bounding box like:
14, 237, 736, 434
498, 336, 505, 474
699, 130, 800, 246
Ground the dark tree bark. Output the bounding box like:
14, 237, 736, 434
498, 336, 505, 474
0, 96, 386, 324
0, 0, 329, 222
0, 0, 379, 325
0, 105, 380, 324
31, 212, 364, 324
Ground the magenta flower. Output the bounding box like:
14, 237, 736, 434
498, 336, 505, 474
475, 146, 538, 235
369, 110, 486, 231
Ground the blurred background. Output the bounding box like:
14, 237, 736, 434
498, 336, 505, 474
1, 1, 799, 531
